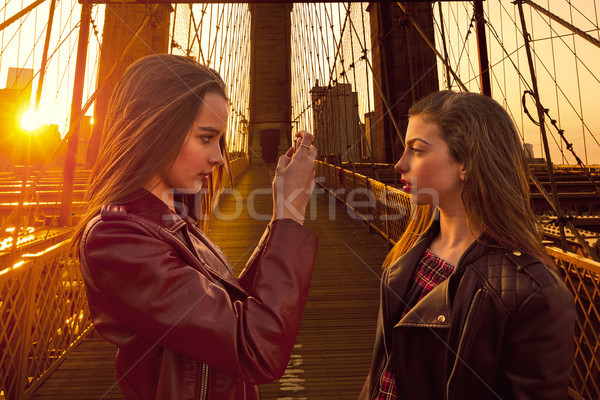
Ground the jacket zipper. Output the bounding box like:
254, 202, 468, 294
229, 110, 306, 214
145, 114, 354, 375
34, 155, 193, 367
199, 363, 209, 400
446, 288, 482, 399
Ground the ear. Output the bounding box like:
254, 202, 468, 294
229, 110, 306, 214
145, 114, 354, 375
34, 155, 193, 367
459, 165, 467, 181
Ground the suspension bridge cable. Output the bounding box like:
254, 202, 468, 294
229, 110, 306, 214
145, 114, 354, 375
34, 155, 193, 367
594, 0, 600, 40
189, 6, 205, 64
566, 0, 600, 32
185, 5, 192, 57
3, 5, 155, 232
340, 4, 405, 147
546, 0, 565, 162
484, 7, 600, 156
396, 2, 467, 92
0, 3, 34, 59
524, 29, 600, 150
523, 0, 600, 49
207, 5, 224, 68
434, 2, 452, 89
0, 0, 46, 33
566, 2, 588, 164
169, 4, 177, 54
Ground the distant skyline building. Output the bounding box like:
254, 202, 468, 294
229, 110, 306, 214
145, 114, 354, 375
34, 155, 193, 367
311, 82, 361, 163
0, 67, 34, 169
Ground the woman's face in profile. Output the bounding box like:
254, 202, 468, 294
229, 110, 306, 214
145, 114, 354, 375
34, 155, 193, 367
394, 114, 465, 209
158, 92, 228, 195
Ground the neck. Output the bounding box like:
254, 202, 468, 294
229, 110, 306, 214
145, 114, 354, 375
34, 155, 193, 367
144, 179, 176, 212
430, 205, 483, 265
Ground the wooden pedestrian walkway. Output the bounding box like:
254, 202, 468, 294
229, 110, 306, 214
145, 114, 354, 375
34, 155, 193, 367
30, 165, 390, 399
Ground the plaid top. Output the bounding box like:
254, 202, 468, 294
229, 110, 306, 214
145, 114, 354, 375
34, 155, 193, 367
376, 248, 456, 400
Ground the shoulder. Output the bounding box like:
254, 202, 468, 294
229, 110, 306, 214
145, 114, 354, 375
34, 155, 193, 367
83, 205, 158, 244
79, 204, 191, 287
468, 247, 572, 313
80, 204, 180, 265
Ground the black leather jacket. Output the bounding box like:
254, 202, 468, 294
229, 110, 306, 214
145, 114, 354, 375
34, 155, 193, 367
360, 223, 575, 400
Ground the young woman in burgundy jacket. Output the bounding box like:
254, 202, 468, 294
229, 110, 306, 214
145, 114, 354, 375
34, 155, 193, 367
360, 90, 575, 400
73, 54, 318, 400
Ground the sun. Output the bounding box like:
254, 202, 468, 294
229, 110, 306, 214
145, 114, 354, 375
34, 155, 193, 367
20, 109, 51, 134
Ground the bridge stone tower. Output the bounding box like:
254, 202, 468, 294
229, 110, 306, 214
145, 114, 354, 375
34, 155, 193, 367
86, 4, 171, 168
86, 2, 437, 167
248, 4, 293, 164
368, 2, 438, 163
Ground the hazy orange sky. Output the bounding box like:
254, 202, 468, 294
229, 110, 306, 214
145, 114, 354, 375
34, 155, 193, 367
1, 1, 599, 164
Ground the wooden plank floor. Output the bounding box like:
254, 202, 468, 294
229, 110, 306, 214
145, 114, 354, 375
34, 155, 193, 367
29, 334, 124, 400
31, 165, 389, 399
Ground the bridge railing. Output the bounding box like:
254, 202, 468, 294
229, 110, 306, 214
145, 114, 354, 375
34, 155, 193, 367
224, 154, 250, 188
317, 161, 600, 400
316, 161, 411, 244
548, 247, 600, 400
0, 240, 92, 400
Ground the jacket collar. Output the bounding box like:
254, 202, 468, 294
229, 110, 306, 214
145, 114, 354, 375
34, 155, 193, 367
121, 188, 187, 233
383, 226, 440, 330
119, 188, 247, 295
384, 221, 498, 329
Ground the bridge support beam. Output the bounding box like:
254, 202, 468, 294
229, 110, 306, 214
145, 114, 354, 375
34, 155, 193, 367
248, 4, 292, 165
86, 4, 172, 169
367, 2, 438, 163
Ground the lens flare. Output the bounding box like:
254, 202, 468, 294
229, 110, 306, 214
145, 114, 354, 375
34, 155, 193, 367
20, 110, 47, 133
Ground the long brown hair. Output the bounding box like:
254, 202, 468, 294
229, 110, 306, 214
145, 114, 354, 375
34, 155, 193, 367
72, 54, 229, 248
384, 90, 553, 268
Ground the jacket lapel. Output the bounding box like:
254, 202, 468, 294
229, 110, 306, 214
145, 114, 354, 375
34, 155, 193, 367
383, 230, 436, 338
124, 189, 248, 295
158, 217, 247, 295
396, 278, 452, 328
389, 230, 492, 330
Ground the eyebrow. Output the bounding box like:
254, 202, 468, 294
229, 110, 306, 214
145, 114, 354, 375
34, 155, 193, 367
406, 138, 430, 146
197, 126, 222, 134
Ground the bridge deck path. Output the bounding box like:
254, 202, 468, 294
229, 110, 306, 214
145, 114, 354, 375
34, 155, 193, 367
31, 165, 389, 399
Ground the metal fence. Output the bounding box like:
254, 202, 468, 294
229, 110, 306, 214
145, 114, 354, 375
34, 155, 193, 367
548, 247, 600, 400
0, 240, 90, 400
316, 161, 411, 245
317, 161, 600, 400
224, 155, 250, 188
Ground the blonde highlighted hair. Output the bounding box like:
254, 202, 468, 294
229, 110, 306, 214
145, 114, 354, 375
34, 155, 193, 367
384, 90, 552, 268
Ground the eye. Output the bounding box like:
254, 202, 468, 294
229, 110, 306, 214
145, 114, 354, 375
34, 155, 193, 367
199, 135, 212, 143
410, 146, 423, 154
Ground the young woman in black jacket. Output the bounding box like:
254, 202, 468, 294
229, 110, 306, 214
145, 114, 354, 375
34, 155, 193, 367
360, 90, 575, 400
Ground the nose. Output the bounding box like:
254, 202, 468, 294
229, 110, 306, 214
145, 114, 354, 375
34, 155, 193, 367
209, 145, 225, 167
394, 151, 408, 174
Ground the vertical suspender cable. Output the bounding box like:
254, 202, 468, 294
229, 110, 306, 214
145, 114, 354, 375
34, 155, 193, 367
34, 0, 56, 110
474, 0, 491, 96
515, 0, 566, 248
170, 4, 177, 54
437, 2, 452, 89
58, 1, 91, 226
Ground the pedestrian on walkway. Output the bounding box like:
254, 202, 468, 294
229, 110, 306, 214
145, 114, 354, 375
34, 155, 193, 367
73, 54, 318, 400
360, 90, 575, 400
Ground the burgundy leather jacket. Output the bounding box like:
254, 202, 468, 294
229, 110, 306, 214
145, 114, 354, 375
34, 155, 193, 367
79, 190, 318, 399
360, 223, 575, 400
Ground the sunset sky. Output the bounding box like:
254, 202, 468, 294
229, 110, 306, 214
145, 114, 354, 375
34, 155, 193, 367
1, 1, 598, 164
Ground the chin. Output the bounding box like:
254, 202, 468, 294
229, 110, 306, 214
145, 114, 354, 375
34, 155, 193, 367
177, 180, 205, 194
410, 195, 438, 207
